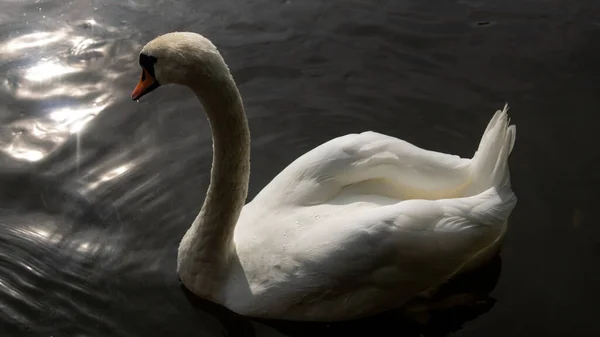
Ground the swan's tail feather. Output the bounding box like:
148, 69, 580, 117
465, 104, 516, 196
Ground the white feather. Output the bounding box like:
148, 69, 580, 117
230, 107, 517, 321
139, 32, 518, 322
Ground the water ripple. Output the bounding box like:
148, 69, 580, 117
0, 17, 140, 168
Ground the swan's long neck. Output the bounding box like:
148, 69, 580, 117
177, 71, 250, 297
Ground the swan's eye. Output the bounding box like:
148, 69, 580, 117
139, 53, 158, 77
132, 54, 161, 100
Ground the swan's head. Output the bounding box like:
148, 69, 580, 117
131, 32, 229, 100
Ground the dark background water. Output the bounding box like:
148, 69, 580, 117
1, 0, 599, 336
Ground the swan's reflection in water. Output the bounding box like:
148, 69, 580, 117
181, 255, 502, 337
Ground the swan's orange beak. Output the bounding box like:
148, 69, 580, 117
131, 68, 160, 100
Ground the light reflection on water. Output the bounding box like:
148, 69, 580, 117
0, 18, 138, 165
0, 3, 156, 334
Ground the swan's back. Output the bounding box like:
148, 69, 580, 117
228, 106, 517, 321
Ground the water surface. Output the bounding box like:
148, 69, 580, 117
0, 0, 598, 336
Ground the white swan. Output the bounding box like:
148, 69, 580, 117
131, 32, 517, 322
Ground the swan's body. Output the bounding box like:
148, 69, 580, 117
132, 32, 517, 321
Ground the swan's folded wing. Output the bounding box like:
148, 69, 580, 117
251, 131, 473, 208
281, 188, 514, 297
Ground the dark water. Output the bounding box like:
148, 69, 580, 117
1, 0, 598, 336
